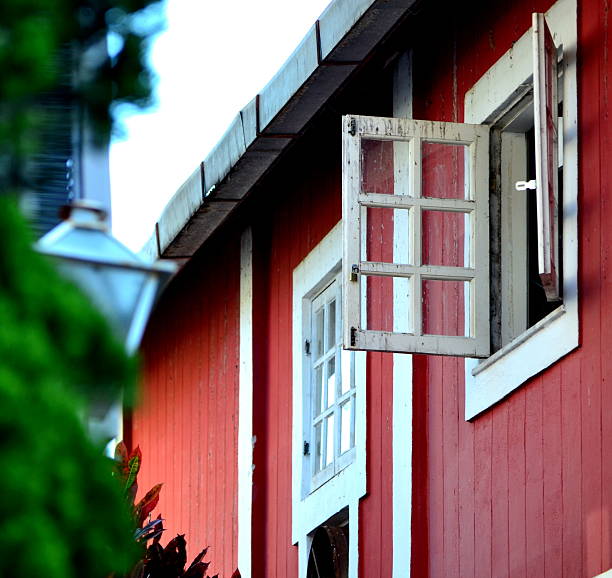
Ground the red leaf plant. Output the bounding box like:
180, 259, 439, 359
113, 441, 240, 578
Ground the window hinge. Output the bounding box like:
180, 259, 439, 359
348, 117, 357, 136
350, 264, 359, 282
350, 326, 357, 347
304, 339, 311, 355
515, 179, 537, 191
303, 441, 310, 455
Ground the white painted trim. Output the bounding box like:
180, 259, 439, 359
392, 52, 413, 577
238, 228, 253, 577
292, 222, 366, 578
464, 0, 578, 420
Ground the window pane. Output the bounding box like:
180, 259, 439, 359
327, 299, 336, 351
422, 210, 471, 267
422, 142, 469, 199
314, 422, 323, 473
361, 139, 410, 196
325, 414, 334, 467
422, 279, 470, 336
366, 275, 412, 333
364, 206, 411, 264
340, 400, 354, 454
314, 364, 324, 416
326, 357, 336, 408
315, 306, 324, 358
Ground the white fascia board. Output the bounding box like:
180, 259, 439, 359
318, 0, 376, 60
241, 98, 258, 149
258, 25, 319, 130
157, 166, 203, 254
203, 113, 247, 195
139, 234, 159, 261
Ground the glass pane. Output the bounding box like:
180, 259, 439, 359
340, 400, 354, 454
422, 142, 469, 199
422, 210, 471, 267
364, 207, 411, 264
326, 357, 336, 408
327, 299, 336, 351
325, 414, 335, 467
366, 275, 412, 333
361, 139, 410, 196
314, 364, 324, 416
422, 279, 470, 336
315, 306, 324, 358
314, 422, 323, 473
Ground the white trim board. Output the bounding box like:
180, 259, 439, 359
392, 50, 413, 578
464, 0, 578, 419
238, 228, 253, 577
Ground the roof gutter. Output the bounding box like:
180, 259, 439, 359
142, 0, 419, 260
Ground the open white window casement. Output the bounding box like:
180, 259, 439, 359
342, 116, 490, 357
462, 0, 578, 419
533, 12, 560, 301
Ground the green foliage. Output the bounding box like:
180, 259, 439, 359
0, 0, 163, 190
0, 195, 140, 576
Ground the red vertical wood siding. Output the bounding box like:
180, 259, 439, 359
134, 0, 612, 576
133, 236, 240, 577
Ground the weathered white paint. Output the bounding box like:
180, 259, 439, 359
464, 0, 578, 420
238, 227, 253, 578
157, 166, 202, 253
292, 222, 366, 578
342, 116, 490, 358
203, 114, 247, 195
392, 50, 413, 578
258, 25, 319, 130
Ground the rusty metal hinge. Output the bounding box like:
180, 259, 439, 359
348, 117, 357, 136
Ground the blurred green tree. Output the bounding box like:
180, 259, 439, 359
0, 0, 163, 575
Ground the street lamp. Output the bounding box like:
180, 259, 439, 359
35, 201, 177, 446
35, 200, 176, 354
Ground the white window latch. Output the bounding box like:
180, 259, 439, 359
515, 179, 537, 191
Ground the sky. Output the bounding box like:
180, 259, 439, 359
110, 0, 332, 252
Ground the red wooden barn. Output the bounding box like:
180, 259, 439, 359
129, 0, 612, 575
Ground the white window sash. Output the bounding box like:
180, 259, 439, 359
533, 12, 560, 301
342, 115, 490, 357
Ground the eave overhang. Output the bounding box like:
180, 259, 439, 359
142, 0, 419, 261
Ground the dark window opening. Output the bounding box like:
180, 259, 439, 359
306, 523, 349, 578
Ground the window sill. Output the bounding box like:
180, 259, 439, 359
472, 304, 566, 376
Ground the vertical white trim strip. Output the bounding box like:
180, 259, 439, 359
238, 227, 253, 578
393, 50, 413, 578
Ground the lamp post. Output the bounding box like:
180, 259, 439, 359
35, 200, 176, 444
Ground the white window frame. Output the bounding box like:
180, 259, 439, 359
464, 0, 578, 419
342, 116, 490, 357
292, 222, 366, 578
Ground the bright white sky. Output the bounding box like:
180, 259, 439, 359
110, 0, 332, 252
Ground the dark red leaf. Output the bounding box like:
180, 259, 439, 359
135, 483, 163, 526
186, 547, 209, 571
230, 570, 241, 578
163, 534, 187, 572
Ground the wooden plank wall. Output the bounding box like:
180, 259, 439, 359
133, 235, 240, 577
408, 0, 612, 576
